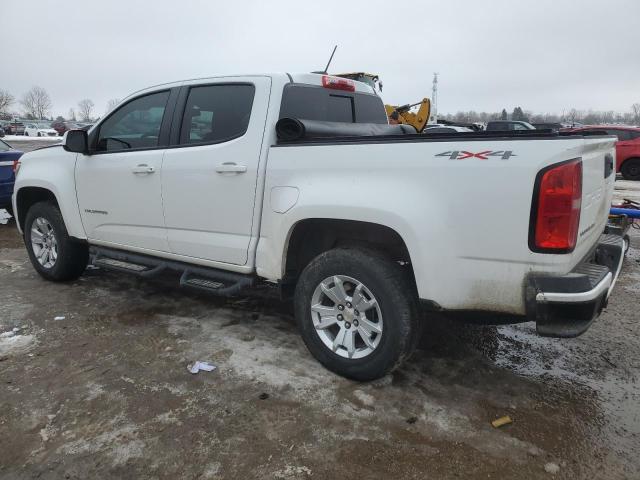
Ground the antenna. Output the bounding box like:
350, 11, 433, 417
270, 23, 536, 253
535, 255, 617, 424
430, 72, 439, 124
323, 45, 338, 74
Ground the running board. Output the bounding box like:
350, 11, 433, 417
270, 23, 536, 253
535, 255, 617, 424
94, 257, 151, 273
89, 246, 254, 297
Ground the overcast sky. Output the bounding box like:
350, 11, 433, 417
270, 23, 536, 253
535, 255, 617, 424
4, 0, 640, 118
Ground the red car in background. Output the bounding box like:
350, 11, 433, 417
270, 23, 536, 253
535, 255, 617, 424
567, 126, 640, 180
52, 121, 83, 136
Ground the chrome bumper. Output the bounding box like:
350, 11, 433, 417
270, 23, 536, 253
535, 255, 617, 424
527, 234, 625, 337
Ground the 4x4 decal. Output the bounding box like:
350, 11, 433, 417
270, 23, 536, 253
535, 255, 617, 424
436, 150, 516, 160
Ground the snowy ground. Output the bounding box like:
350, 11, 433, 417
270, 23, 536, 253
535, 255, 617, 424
0, 209, 12, 225
1, 138, 639, 480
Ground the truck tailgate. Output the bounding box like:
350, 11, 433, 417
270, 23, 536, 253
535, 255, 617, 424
573, 136, 617, 258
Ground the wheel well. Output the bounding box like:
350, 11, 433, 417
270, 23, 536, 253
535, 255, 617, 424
621, 157, 640, 167
284, 219, 414, 282
16, 187, 58, 231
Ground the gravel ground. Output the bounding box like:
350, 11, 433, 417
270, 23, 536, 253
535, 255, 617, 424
0, 140, 638, 479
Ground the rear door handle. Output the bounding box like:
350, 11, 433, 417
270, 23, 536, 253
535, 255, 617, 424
215, 162, 247, 174
132, 164, 155, 174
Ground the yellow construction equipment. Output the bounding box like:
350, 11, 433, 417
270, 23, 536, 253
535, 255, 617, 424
384, 99, 431, 133
335, 72, 431, 133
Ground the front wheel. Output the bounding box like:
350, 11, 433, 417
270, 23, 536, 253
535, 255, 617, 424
621, 158, 640, 181
24, 201, 88, 281
24, 132, 28, 136
294, 247, 420, 381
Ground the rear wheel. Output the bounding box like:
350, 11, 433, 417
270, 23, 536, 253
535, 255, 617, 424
24, 201, 88, 281
37, 132, 41, 137
294, 247, 420, 381
621, 158, 640, 181
24, 132, 28, 136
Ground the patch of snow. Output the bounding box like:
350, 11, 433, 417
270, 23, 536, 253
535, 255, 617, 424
545, 462, 560, 474
0, 333, 34, 356
85, 382, 106, 401
0, 209, 11, 224
202, 462, 221, 478
154, 411, 182, 426
353, 389, 375, 407
58, 422, 145, 467
0, 259, 24, 273
273, 465, 312, 479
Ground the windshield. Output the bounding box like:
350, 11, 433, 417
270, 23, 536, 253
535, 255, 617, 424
0, 139, 11, 152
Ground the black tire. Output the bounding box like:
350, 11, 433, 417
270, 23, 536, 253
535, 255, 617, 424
294, 247, 420, 381
24, 201, 88, 281
621, 158, 640, 181
37, 132, 41, 137
24, 132, 28, 136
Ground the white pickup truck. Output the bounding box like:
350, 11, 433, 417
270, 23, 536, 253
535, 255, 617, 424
12, 73, 624, 380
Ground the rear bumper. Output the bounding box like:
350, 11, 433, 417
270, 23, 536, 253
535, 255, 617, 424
526, 234, 625, 337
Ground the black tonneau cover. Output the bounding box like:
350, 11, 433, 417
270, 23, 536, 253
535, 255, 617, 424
273, 118, 602, 146
276, 118, 416, 141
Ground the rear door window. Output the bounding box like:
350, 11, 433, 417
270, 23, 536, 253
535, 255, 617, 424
178, 84, 255, 145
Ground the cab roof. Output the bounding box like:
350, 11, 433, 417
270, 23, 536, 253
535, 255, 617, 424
124, 72, 376, 102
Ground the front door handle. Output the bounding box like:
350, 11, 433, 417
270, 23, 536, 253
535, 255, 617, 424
215, 162, 247, 174
132, 164, 155, 174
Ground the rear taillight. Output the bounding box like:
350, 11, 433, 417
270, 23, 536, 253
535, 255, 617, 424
530, 158, 582, 253
321, 75, 355, 92
12, 160, 20, 174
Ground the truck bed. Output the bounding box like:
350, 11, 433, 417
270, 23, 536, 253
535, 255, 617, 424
275, 128, 595, 146
261, 131, 616, 316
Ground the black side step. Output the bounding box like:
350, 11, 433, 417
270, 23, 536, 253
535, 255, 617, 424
89, 246, 254, 296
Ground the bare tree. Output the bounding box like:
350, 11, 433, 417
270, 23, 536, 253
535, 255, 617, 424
632, 103, 640, 125
435, 108, 637, 127
77, 99, 95, 122
566, 109, 581, 125
21, 86, 52, 119
106, 98, 120, 113
0, 89, 15, 116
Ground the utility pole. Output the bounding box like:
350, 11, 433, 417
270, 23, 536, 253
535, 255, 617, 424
430, 72, 439, 124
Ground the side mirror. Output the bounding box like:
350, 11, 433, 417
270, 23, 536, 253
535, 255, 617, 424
64, 129, 89, 154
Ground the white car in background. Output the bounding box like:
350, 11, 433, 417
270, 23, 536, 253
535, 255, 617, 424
24, 123, 59, 137
423, 124, 474, 133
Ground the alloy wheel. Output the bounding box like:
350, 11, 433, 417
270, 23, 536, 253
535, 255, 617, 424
30, 217, 58, 269
310, 275, 383, 359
